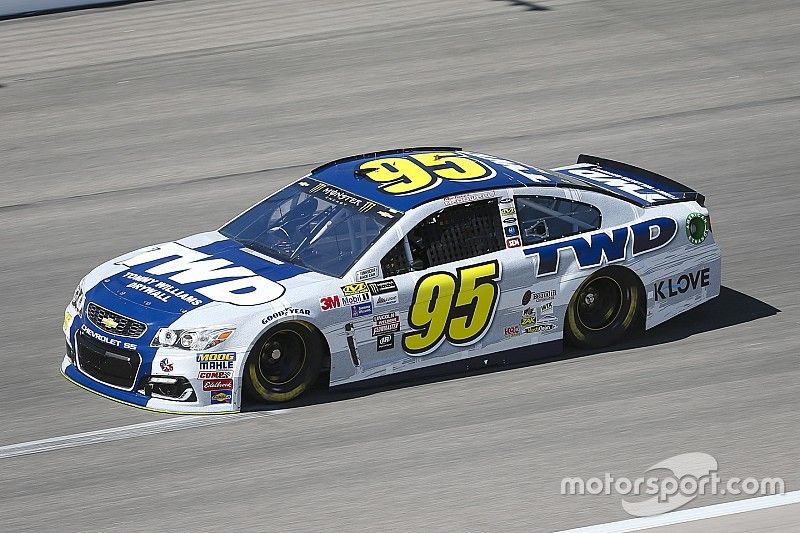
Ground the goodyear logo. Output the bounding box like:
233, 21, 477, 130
341, 282, 368, 295
196, 352, 236, 362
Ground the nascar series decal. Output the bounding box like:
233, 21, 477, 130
403, 260, 501, 356
358, 152, 495, 195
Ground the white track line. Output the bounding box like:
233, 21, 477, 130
0, 410, 287, 460
555, 490, 800, 532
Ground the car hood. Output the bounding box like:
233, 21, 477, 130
99, 232, 311, 315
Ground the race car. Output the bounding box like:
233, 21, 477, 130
62, 148, 721, 413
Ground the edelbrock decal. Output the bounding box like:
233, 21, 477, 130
118, 242, 284, 306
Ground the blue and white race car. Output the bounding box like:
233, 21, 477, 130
62, 148, 721, 413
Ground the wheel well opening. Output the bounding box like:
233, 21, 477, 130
241, 320, 331, 405
564, 265, 646, 347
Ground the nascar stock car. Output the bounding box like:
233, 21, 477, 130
62, 148, 721, 413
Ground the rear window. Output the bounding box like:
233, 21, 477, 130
514, 195, 601, 245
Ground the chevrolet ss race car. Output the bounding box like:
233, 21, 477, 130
62, 148, 721, 413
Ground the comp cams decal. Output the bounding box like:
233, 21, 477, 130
524, 217, 678, 277
357, 152, 495, 196
403, 260, 501, 356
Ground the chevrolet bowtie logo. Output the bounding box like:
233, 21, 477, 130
101, 317, 119, 329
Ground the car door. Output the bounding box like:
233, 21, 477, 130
508, 192, 604, 342
351, 196, 520, 375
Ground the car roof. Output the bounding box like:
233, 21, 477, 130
309, 147, 572, 212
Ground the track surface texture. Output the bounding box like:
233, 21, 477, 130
1, 1, 798, 531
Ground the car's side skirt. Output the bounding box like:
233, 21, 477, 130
329, 340, 562, 393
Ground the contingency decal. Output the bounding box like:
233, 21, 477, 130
497, 195, 522, 249
357, 152, 495, 196
403, 260, 501, 356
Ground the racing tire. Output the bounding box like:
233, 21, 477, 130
565, 267, 643, 349
243, 321, 323, 403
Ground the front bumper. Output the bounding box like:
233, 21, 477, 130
63, 305, 242, 414
61, 356, 238, 414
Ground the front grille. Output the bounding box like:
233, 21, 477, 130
86, 302, 147, 338
76, 331, 141, 390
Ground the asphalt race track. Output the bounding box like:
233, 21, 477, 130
1, 1, 799, 531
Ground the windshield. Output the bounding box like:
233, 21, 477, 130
220, 178, 402, 277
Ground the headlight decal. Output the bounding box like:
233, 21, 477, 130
151, 326, 235, 351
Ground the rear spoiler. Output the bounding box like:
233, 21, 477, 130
551, 155, 705, 207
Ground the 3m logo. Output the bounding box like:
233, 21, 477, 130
320, 295, 341, 311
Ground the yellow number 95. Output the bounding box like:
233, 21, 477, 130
403, 260, 501, 355
358, 152, 493, 195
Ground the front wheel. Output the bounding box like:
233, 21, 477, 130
565, 268, 643, 349
243, 322, 323, 403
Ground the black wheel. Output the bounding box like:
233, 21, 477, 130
565, 267, 643, 349
243, 322, 323, 402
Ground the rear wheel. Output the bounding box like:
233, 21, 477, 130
243, 322, 323, 402
565, 268, 643, 349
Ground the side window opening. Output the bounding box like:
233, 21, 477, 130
515, 195, 601, 246
381, 199, 504, 275
381, 239, 411, 277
